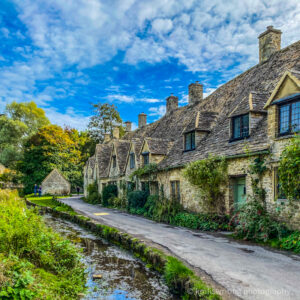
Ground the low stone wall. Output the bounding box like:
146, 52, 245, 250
26, 200, 222, 300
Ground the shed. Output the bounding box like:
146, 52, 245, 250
41, 169, 71, 195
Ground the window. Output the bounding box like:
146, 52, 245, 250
231, 114, 249, 140
279, 100, 300, 135
142, 152, 149, 165
184, 131, 195, 151
274, 168, 286, 200
141, 181, 150, 192
170, 181, 180, 202
130, 153, 135, 169
112, 155, 116, 168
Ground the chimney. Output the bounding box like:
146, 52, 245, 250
112, 126, 120, 139
166, 94, 178, 114
125, 121, 132, 132
138, 113, 147, 128
258, 26, 282, 63
188, 81, 203, 104
104, 133, 110, 143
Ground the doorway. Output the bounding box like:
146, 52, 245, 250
233, 176, 246, 210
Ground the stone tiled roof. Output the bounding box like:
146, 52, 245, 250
89, 39, 300, 174
97, 143, 113, 178
114, 140, 131, 174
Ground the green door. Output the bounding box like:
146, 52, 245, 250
234, 177, 246, 210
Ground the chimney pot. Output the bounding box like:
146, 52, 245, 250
188, 82, 203, 104
166, 94, 178, 114
138, 113, 147, 128
258, 25, 282, 63
125, 121, 132, 132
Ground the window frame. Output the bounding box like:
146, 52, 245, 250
230, 113, 250, 142
278, 98, 300, 136
129, 152, 135, 169
184, 131, 196, 151
142, 152, 149, 166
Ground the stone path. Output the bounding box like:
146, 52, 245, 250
61, 196, 300, 300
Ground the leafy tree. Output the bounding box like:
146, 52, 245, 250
88, 102, 125, 142
279, 135, 300, 201
18, 125, 83, 194
5, 101, 50, 135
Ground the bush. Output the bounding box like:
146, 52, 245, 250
0, 189, 86, 298
86, 181, 101, 204
127, 190, 148, 210
279, 231, 300, 253
102, 184, 118, 207
231, 199, 288, 242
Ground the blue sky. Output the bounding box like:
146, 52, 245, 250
0, 0, 299, 130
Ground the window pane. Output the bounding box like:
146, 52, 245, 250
185, 133, 191, 150
191, 132, 195, 149
176, 181, 180, 201
233, 117, 241, 139
241, 114, 249, 137
280, 105, 290, 134
130, 153, 135, 169
291, 101, 300, 132
143, 153, 149, 165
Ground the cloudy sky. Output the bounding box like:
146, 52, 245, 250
0, 0, 299, 130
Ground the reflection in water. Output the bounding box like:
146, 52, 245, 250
43, 214, 176, 300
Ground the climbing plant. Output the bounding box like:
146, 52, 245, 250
129, 163, 158, 181
278, 134, 300, 202
183, 155, 228, 213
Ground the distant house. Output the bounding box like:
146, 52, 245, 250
41, 169, 71, 195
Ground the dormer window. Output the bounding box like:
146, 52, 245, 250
142, 152, 149, 166
112, 155, 116, 168
130, 153, 135, 169
184, 131, 195, 151
279, 100, 300, 135
231, 114, 249, 141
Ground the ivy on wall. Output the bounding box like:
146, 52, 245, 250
183, 155, 228, 213
129, 163, 158, 181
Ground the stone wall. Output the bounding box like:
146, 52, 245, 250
41, 170, 70, 195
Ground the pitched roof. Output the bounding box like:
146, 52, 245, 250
97, 143, 113, 178
114, 140, 131, 174
42, 168, 70, 186
144, 138, 174, 155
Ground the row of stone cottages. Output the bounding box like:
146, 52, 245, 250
84, 26, 300, 229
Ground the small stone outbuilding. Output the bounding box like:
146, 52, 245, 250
41, 169, 71, 195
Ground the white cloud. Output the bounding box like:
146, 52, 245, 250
152, 18, 173, 34
106, 94, 134, 103
148, 105, 166, 117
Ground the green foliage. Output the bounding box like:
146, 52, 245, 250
102, 184, 118, 206
183, 155, 228, 213
127, 190, 149, 210
279, 231, 300, 253
0, 190, 86, 298
129, 163, 158, 181
278, 135, 300, 201
88, 102, 125, 143
86, 182, 101, 204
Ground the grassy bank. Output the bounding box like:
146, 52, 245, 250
0, 190, 86, 299
29, 198, 222, 299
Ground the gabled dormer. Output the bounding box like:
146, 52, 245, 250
125, 139, 142, 175
264, 70, 300, 138
108, 143, 120, 177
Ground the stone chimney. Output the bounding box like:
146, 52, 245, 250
104, 133, 110, 143
166, 94, 178, 114
112, 126, 119, 139
125, 121, 132, 132
188, 81, 203, 104
258, 26, 282, 63
138, 113, 147, 128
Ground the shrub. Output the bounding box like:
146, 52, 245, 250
183, 155, 227, 213
86, 181, 101, 204
102, 184, 118, 206
279, 231, 300, 253
127, 190, 148, 210
231, 199, 288, 242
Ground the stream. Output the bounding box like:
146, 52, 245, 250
43, 214, 177, 300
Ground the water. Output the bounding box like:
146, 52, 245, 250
43, 214, 176, 300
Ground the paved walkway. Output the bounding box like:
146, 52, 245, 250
61, 197, 300, 300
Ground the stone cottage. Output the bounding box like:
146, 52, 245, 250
41, 169, 71, 195
84, 26, 300, 229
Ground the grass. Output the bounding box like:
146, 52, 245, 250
0, 189, 86, 299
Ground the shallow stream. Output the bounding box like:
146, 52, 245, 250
43, 214, 176, 300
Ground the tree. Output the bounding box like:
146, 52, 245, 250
88, 102, 125, 142
5, 101, 50, 136
279, 135, 300, 201
18, 125, 83, 194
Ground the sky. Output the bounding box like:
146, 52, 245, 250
0, 0, 299, 130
